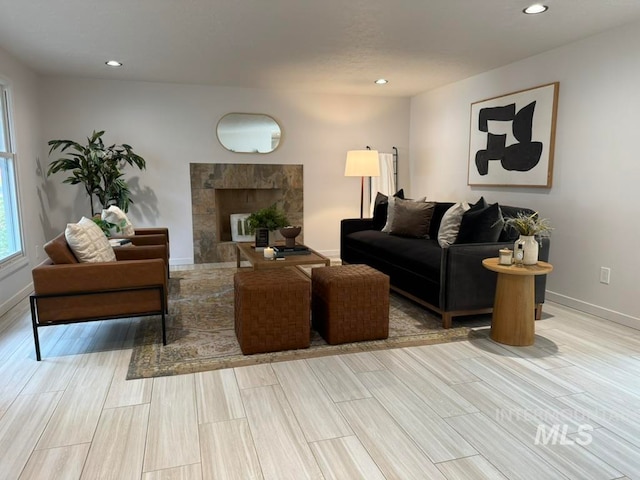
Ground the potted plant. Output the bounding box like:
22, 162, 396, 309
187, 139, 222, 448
47, 130, 146, 216
247, 204, 289, 247
504, 211, 552, 265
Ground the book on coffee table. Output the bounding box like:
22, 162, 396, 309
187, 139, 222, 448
273, 245, 311, 257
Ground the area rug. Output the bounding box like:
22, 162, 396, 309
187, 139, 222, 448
128, 265, 491, 379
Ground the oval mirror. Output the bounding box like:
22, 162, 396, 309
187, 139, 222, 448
216, 113, 282, 153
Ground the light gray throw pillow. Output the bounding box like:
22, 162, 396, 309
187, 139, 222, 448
438, 202, 470, 247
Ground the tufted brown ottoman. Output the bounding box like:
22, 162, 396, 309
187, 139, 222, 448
234, 267, 311, 354
311, 264, 390, 345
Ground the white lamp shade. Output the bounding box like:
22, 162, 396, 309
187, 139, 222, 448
345, 150, 380, 177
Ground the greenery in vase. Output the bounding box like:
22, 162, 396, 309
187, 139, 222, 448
246, 204, 289, 233
504, 211, 552, 237
47, 130, 146, 215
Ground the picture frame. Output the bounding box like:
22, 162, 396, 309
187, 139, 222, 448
468, 82, 559, 188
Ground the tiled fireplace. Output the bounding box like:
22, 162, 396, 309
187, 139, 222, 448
190, 163, 303, 263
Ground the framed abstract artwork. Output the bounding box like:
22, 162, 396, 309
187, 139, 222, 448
468, 82, 559, 188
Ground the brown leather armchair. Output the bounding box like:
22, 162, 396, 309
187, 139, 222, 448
30, 233, 168, 360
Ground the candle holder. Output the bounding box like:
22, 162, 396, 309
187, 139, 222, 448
499, 248, 513, 265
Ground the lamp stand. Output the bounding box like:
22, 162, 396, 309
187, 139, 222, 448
359, 176, 365, 218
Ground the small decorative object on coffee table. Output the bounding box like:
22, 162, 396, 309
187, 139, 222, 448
279, 225, 302, 248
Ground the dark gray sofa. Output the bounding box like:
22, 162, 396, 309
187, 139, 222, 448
341, 202, 550, 328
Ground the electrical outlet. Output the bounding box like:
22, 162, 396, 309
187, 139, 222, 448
600, 267, 611, 285
35, 245, 41, 260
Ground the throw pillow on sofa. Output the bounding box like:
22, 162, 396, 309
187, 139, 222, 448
382, 193, 428, 233
455, 202, 504, 244
101, 205, 135, 236
438, 202, 470, 247
65, 216, 117, 263
373, 189, 404, 230
389, 199, 436, 238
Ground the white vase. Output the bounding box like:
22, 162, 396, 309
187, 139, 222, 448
515, 235, 539, 265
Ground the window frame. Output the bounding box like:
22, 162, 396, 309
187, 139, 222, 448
0, 82, 25, 269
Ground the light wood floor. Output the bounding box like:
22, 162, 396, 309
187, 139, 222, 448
1, 288, 639, 479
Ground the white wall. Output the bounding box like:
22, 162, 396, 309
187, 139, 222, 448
0, 47, 45, 316
39, 79, 410, 264
410, 20, 640, 325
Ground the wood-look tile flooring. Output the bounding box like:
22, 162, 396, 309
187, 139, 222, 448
1, 290, 639, 479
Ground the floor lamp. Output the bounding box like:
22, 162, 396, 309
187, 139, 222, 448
345, 150, 380, 218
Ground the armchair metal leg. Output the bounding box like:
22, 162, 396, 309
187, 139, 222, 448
161, 310, 167, 345
29, 296, 42, 361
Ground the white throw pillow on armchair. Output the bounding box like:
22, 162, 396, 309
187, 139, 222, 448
101, 205, 135, 236
65, 216, 117, 263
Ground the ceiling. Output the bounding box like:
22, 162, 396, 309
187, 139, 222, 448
1, 0, 640, 97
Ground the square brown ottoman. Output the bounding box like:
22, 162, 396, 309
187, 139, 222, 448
312, 264, 390, 344
234, 267, 311, 354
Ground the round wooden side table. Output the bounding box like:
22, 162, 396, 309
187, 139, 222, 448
482, 258, 553, 346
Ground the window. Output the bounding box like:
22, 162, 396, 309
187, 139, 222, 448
0, 84, 23, 265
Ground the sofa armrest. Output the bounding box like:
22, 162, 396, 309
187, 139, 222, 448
32, 258, 166, 295
115, 233, 166, 246
115, 244, 169, 277
133, 227, 169, 243
440, 238, 550, 312
341, 218, 376, 236
341, 218, 376, 260
114, 244, 166, 260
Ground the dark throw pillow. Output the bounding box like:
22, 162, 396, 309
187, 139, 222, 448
455, 202, 504, 244
389, 199, 436, 238
467, 196, 488, 213
372, 189, 405, 230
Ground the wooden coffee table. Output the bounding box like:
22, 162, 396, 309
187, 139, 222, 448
482, 257, 553, 346
236, 242, 330, 271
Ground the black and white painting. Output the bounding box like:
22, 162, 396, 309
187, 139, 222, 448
468, 82, 559, 187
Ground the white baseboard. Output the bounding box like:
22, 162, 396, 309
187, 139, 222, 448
0, 282, 33, 318
170, 257, 194, 266
317, 249, 340, 259
546, 290, 640, 330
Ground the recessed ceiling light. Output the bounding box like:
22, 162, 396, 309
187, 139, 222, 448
374, 79, 388, 85
523, 4, 548, 14
105, 60, 123, 67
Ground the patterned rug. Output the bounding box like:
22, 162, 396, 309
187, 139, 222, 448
128, 265, 491, 379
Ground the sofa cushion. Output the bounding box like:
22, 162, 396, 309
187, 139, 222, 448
382, 194, 428, 233
426, 202, 452, 239
101, 205, 135, 236
372, 190, 404, 230
389, 199, 436, 238
377, 189, 405, 232
44, 233, 79, 264
65, 217, 117, 263
469, 196, 488, 211
456, 202, 504, 244
438, 202, 470, 247
345, 230, 442, 283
